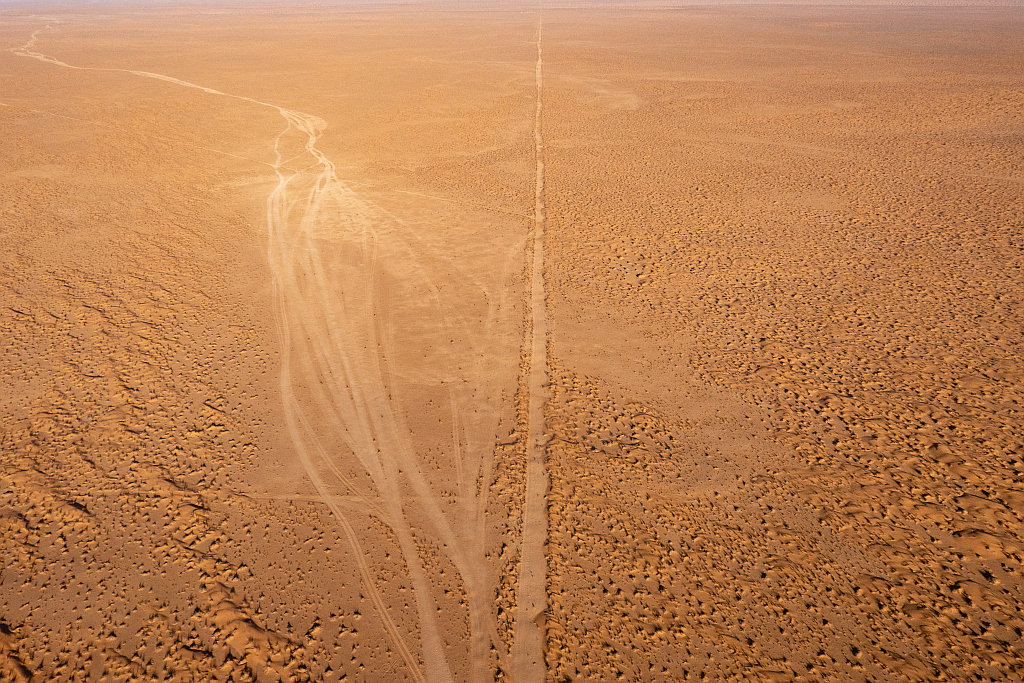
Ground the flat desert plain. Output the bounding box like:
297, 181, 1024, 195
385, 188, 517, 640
1, 3, 1023, 682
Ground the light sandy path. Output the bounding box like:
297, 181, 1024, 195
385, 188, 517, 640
12, 26, 441, 683
510, 15, 549, 683
12, 22, 521, 683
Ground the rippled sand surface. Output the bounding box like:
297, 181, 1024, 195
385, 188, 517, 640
1, 3, 1022, 682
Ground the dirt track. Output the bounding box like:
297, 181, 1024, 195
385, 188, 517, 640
2, 4, 1024, 683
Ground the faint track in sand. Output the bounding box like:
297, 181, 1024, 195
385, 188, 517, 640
11, 24, 435, 683
12, 21, 523, 683
510, 14, 549, 683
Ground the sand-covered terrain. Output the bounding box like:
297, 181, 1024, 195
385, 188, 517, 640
1, 3, 1022, 682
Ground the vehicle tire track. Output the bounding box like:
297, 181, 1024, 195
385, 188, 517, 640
10, 22, 511, 683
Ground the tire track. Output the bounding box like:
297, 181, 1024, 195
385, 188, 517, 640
12, 21, 522, 683
510, 14, 549, 683
11, 25, 440, 682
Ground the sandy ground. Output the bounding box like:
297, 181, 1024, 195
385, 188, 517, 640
1, 3, 1023, 683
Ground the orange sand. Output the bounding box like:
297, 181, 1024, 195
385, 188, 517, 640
1, 4, 1022, 682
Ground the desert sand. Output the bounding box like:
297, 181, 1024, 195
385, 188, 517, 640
1, 3, 1022, 682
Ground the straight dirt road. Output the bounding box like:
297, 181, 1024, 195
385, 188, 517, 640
510, 16, 548, 683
